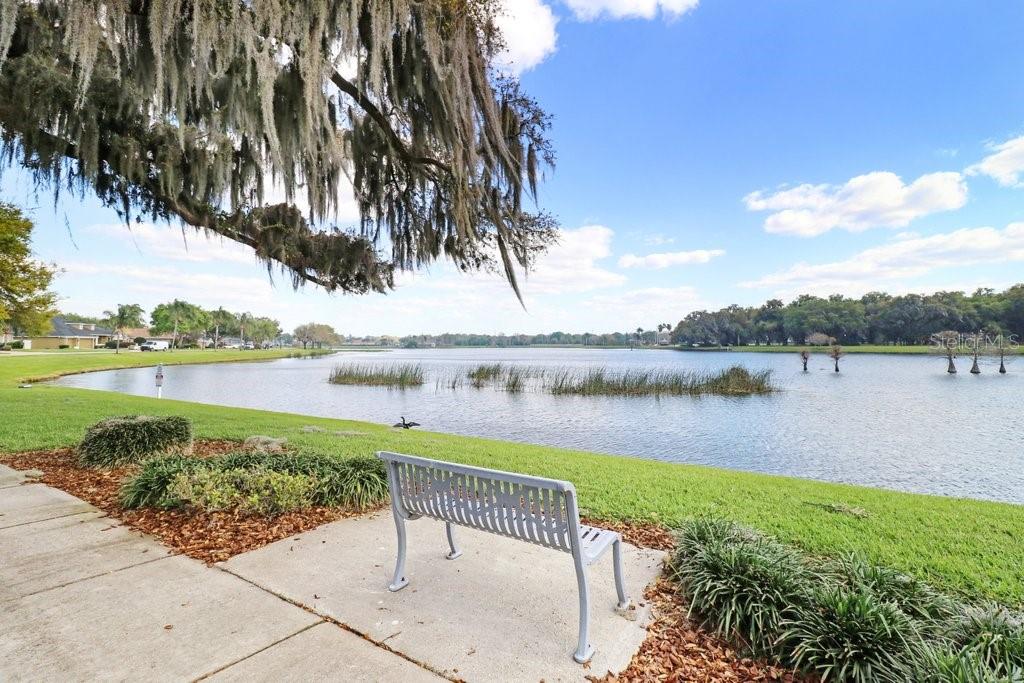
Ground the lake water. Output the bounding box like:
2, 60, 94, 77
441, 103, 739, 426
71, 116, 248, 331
53, 348, 1024, 504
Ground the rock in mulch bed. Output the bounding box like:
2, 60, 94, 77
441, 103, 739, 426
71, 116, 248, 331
0, 442, 358, 563
593, 580, 805, 683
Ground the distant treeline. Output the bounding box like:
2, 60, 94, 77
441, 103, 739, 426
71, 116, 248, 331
399, 331, 647, 347
673, 285, 1024, 347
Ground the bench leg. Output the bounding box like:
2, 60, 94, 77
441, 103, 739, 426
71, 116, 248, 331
388, 515, 409, 592
572, 554, 594, 663
612, 537, 630, 609
445, 522, 463, 560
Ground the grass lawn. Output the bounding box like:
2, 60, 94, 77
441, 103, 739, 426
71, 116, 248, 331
2, 351, 1022, 605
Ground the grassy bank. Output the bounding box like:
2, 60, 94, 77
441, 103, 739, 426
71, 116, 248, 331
1, 352, 1022, 604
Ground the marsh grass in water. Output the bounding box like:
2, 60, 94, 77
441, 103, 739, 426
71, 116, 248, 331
548, 365, 775, 397
328, 363, 425, 387
460, 363, 775, 396
467, 363, 503, 387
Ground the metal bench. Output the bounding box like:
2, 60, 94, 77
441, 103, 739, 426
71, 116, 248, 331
377, 451, 630, 663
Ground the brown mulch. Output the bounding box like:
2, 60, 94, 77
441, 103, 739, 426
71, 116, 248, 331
582, 516, 676, 551
0, 442, 359, 563
592, 580, 805, 683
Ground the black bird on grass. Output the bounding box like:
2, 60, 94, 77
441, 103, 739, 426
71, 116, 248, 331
393, 416, 420, 429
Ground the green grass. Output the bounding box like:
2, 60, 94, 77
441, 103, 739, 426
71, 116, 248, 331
328, 362, 425, 387
1, 352, 1023, 605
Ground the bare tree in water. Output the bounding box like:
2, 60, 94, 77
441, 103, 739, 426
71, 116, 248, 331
828, 339, 844, 373
932, 330, 960, 374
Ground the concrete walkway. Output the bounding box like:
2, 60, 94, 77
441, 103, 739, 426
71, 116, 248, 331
1, 477, 664, 682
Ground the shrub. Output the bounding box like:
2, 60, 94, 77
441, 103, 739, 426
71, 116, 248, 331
781, 586, 916, 682
134, 337, 147, 345
59, 344, 69, 349
120, 451, 388, 512
669, 519, 811, 654
169, 467, 315, 515
11, 340, 23, 349
79, 415, 193, 467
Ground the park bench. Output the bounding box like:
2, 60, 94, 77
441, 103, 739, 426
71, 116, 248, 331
377, 451, 630, 663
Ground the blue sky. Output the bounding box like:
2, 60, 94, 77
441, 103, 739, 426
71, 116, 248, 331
13, 0, 1024, 335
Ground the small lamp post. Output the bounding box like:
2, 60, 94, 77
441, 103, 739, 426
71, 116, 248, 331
155, 364, 164, 399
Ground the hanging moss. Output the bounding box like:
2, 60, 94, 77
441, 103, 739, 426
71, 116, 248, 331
0, 0, 557, 297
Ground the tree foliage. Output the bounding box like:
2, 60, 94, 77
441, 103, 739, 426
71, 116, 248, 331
149, 299, 209, 346
0, 0, 557, 300
672, 286, 1024, 347
0, 203, 57, 337
104, 303, 146, 352
294, 322, 339, 348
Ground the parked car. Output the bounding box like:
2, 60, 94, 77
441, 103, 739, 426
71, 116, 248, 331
244, 341, 255, 350
139, 340, 170, 351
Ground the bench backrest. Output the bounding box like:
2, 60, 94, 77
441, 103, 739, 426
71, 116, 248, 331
378, 451, 580, 553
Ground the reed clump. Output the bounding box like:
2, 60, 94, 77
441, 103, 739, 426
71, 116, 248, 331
328, 363, 425, 387
548, 365, 775, 397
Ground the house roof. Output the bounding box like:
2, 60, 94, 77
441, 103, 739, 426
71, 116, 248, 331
47, 316, 114, 338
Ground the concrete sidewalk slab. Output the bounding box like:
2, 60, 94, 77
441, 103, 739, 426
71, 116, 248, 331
0, 513, 170, 601
0, 484, 95, 529
209, 622, 443, 682
1, 464, 29, 488
0, 555, 320, 681
222, 512, 665, 682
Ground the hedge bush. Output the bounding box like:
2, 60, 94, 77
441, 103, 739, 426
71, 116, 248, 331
169, 467, 315, 515
120, 451, 388, 513
79, 415, 193, 467
669, 519, 1024, 683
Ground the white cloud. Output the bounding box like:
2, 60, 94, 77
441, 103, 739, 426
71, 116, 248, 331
495, 0, 559, 74
59, 262, 277, 309
522, 224, 627, 293
85, 223, 258, 265
618, 248, 724, 269
566, 0, 698, 21
744, 171, 968, 237
642, 233, 675, 246
966, 134, 1024, 187
583, 286, 703, 326
739, 223, 1024, 296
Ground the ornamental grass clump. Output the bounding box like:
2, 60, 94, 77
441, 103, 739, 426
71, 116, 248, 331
669, 518, 1023, 682
669, 519, 812, 655
781, 585, 916, 683
951, 605, 1024, 677
79, 415, 192, 467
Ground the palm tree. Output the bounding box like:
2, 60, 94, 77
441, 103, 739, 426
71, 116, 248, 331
103, 304, 144, 355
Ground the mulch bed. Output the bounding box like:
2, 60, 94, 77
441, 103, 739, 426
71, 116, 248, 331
4, 446, 805, 681
592, 580, 805, 683
0, 442, 359, 563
